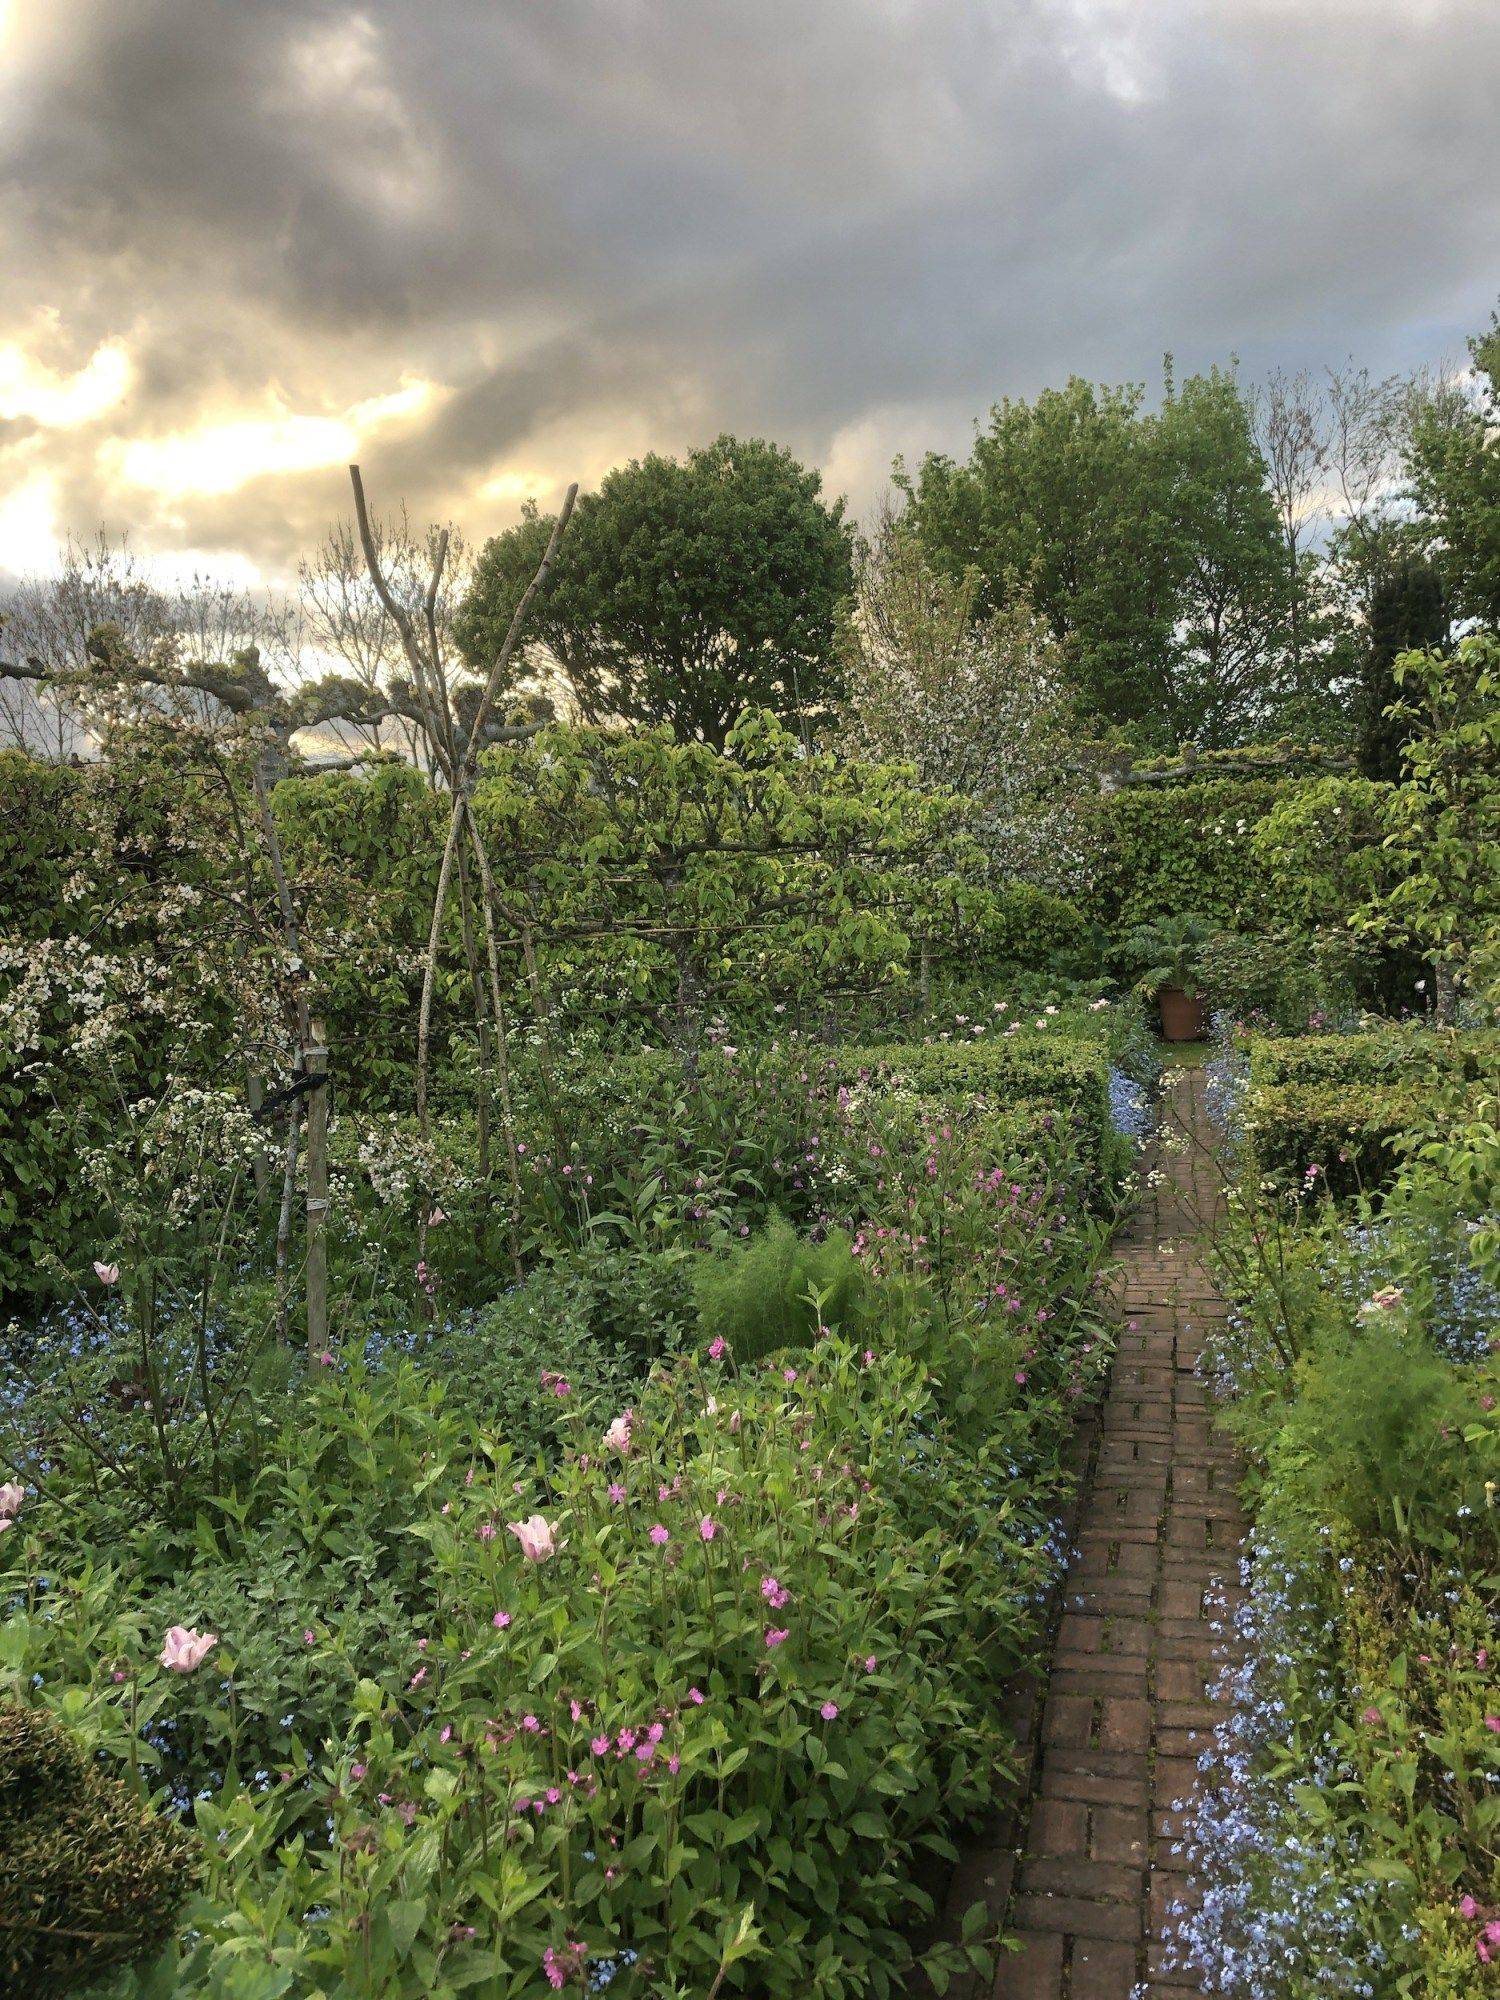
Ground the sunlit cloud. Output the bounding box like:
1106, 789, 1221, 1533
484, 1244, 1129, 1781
0, 472, 63, 576
0, 337, 132, 428
105, 377, 443, 501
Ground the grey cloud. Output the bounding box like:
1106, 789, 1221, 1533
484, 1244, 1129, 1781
1, 0, 1497, 580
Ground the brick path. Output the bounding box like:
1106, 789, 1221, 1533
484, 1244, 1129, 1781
989, 1067, 1246, 1999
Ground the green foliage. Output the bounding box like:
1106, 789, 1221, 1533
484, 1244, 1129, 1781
899, 368, 1302, 746
961, 882, 1092, 975
1355, 557, 1447, 781
1356, 635, 1500, 1015
1086, 776, 1308, 930
0, 1700, 196, 1997
1120, 912, 1220, 999
1240, 1029, 1500, 1199
693, 1215, 878, 1365
455, 435, 855, 746
1405, 307, 1500, 625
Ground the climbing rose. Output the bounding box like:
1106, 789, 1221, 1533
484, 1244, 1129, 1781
160, 1625, 218, 1672
508, 1515, 559, 1562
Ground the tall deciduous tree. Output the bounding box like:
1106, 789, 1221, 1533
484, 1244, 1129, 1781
1405, 308, 1500, 625
897, 367, 1299, 747
454, 436, 854, 748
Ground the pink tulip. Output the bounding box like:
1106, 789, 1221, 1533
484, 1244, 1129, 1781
160, 1625, 218, 1672
428, 1207, 447, 1226
93, 1261, 120, 1286
507, 1514, 559, 1562
0, 1483, 23, 1518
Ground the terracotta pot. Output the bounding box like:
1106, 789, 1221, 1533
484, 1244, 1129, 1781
1158, 984, 1207, 1042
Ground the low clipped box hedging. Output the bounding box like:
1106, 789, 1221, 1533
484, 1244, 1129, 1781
1240, 1030, 1500, 1199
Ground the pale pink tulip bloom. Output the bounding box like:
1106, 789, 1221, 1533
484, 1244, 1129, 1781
0, 1483, 23, 1517
508, 1514, 559, 1562
160, 1625, 218, 1672
428, 1207, 448, 1226
93, 1261, 120, 1286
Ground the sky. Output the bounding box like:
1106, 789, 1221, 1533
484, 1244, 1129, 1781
0, 0, 1497, 594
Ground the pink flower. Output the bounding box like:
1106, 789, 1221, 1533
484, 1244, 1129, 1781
820, 1701, 839, 1720
314, 1350, 335, 1367
761, 1575, 790, 1609
864, 1655, 878, 1673
782, 1367, 798, 1383
765, 1627, 789, 1649
508, 1514, 560, 1562
607, 1482, 626, 1504
1484, 1716, 1500, 1734
862, 1349, 875, 1367
302, 1628, 315, 1645
1014, 1370, 1027, 1385
493, 1609, 511, 1629
1361, 1706, 1382, 1725
408, 1666, 427, 1689
1461, 1896, 1479, 1920
687, 1686, 705, 1704
707, 1336, 726, 1360
350, 1762, 367, 1780
699, 1516, 717, 1542
428, 1207, 448, 1226
159, 1625, 217, 1672
649, 1524, 670, 1546
92, 1260, 120, 1286
0, 1482, 23, 1518
591, 1733, 610, 1756
477, 1522, 497, 1542
603, 1411, 634, 1455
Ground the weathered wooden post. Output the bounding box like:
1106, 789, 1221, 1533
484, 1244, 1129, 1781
304, 1021, 330, 1362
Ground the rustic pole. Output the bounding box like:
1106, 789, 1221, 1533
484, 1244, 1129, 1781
304, 1021, 330, 1363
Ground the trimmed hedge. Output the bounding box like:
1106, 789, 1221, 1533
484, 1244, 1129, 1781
1084, 777, 1318, 931
1241, 1030, 1500, 1199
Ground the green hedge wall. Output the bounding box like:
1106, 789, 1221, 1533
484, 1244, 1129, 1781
1085, 777, 1319, 931
1241, 1030, 1500, 1199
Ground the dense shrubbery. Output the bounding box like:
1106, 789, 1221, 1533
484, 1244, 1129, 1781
1180, 1034, 1500, 1997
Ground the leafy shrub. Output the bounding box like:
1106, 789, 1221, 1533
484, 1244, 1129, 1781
693, 1214, 878, 1363
0, 1699, 197, 1996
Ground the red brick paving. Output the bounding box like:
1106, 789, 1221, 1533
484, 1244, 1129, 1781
934, 1069, 1245, 1998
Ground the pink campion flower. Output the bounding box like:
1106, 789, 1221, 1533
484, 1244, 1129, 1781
541, 1370, 572, 1399
761, 1576, 790, 1608
315, 1350, 335, 1367
1461, 1896, 1480, 1920
350, 1762, 367, 1780
603, 1411, 634, 1455
93, 1260, 120, 1285
782, 1367, 798, 1383
707, 1336, 726, 1360
508, 1515, 560, 1562
607, 1482, 626, 1505
862, 1350, 875, 1367
820, 1700, 840, 1720
477, 1522, 497, 1542
0, 1482, 23, 1517
765, 1627, 789, 1649
1361, 1706, 1382, 1725
864, 1655, 878, 1672
590, 1733, 610, 1756
493, 1609, 512, 1629
1484, 1716, 1500, 1733
159, 1625, 217, 1672
668, 1753, 681, 1773
649, 1524, 670, 1546
699, 1516, 717, 1542
1014, 1370, 1028, 1385
408, 1666, 427, 1689
687, 1686, 705, 1705
303, 1628, 315, 1645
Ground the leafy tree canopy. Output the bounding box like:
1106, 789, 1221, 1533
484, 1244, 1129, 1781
454, 435, 854, 748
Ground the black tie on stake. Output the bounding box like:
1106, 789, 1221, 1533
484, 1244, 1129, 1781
252, 1068, 330, 1122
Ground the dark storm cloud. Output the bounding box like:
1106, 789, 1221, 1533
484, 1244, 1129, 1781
1, 0, 1497, 581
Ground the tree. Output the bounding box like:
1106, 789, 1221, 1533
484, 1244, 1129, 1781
1405, 307, 1500, 625
1354, 557, 1447, 780
897, 377, 1180, 739
1355, 634, 1500, 1021
1160, 368, 1293, 746
836, 508, 1100, 894
898, 368, 1304, 746
454, 436, 854, 748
